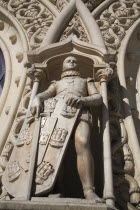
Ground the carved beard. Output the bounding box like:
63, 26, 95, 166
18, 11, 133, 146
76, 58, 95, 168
61, 70, 81, 78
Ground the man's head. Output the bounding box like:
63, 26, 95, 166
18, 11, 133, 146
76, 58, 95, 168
62, 56, 79, 72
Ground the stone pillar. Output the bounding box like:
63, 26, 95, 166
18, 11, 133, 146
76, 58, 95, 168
24, 64, 46, 200
96, 67, 115, 207
26, 64, 46, 110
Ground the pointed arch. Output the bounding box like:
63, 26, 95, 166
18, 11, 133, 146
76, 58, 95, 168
41, 0, 106, 48
118, 18, 140, 187
41, 0, 77, 45
0, 8, 29, 153
76, 0, 106, 49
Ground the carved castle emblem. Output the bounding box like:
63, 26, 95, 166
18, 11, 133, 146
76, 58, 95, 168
7, 161, 20, 182
16, 127, 32, 147
44, 98, 58, 114
35, 161, 54, 185
41, 117, 47, 128
61, 103, 77, 118
49, 128, 68, 148
39, 133, 50, 145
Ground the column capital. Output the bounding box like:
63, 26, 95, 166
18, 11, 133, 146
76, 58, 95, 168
26, 64, 46, 82
95, 67, 114, 83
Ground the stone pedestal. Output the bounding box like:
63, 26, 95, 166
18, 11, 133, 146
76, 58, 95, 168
0, 198, 118, 210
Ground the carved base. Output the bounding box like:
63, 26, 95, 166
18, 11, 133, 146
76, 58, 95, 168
0, 198, 118, 210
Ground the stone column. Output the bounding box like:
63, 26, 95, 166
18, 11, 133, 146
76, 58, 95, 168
96, 67, 115, 207
26, 64, 46, 110
24, 64, 46, 200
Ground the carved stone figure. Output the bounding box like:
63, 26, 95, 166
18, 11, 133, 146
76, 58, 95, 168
1, 0, 140, 208
30, 56, 103, 201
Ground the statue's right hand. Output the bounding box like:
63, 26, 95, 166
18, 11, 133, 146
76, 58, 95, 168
30, 96, 43, 118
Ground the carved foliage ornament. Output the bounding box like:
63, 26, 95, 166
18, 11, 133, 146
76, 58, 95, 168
96, 0, 140, 51
26, 64, 46, 82
0, 0, 55, 49
0, 0, 105, 48
49, 0, 105, 12
1, 0, 140, 50
60, 13, 89, 43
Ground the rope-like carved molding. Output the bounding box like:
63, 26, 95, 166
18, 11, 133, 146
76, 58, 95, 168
95, 0, 140, 51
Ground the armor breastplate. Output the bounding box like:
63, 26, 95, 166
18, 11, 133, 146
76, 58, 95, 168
56, 76, 88, 97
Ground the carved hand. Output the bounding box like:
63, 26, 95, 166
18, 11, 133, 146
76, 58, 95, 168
30, 96, 43, 118
66, 96, 86, 107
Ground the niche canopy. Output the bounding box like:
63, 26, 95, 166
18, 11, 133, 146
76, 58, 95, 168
27, 0, 108, 67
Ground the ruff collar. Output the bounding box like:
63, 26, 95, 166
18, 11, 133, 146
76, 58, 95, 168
61, 70, 81, 78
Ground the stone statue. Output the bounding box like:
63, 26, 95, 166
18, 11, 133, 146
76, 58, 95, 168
31, 56, 103, 201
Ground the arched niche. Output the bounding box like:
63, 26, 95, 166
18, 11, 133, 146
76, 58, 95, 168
0, 8, 29, 154
124, 24, 140, 141
118, 18, 140, 186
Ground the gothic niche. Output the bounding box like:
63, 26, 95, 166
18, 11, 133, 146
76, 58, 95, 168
1, 0, 140, 210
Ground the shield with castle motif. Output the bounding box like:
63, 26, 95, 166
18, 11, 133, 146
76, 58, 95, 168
35, 97, 81, 195
2, 98, 81, 198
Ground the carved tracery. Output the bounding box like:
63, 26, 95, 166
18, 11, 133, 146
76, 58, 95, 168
96, 0, 140, 52
0, 0, 55, 49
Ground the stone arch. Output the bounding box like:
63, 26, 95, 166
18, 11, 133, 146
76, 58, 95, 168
0, 8, 29, 153
0, 38, 11, 107
88, 0, 140, 187
117, 18, 140, 187
41, 0, 106, 51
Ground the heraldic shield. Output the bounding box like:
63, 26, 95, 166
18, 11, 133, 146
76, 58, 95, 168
2, 97, 81, 198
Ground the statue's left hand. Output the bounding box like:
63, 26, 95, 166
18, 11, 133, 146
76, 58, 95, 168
66, 96, 86, 107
